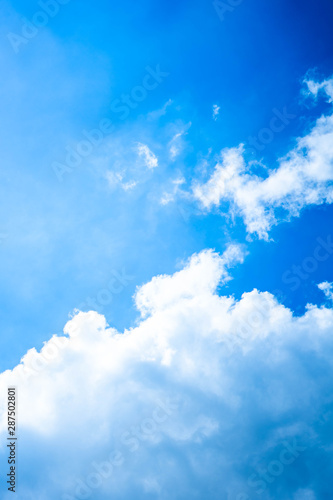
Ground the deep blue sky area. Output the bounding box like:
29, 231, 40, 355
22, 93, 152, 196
0, 0, 333, 371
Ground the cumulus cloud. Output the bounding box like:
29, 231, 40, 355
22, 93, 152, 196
136, 143, 158, 169
1, 247, 333, 499
193, 76, 333, 239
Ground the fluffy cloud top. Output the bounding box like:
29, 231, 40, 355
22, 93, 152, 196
193, 76, 333, 239
1, 247, 333, 499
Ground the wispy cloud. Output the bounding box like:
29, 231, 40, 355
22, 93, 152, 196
168, 122, 191, 160
106, 171, 137, 191
136, 143, 159, 169
147, 99, 173, 120
212, 104, 220, 121
160, 176, 186, 205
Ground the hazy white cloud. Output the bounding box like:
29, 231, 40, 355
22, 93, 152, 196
212, 104, 220, 121
160, 176, 186, 205
136, 143, 158, 169
193, 76, 333, 239
0, 246, 332, 499
168, 122, 191, 160
169, 132, 184, 159
147, 99, 173, 120
106, 171, 137, 191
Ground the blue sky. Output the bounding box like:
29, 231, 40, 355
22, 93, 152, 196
1, 1, 333, 499
0, 0, 333, 368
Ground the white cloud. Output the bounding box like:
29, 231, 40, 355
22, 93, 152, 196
160, 177, 185, 205
212, 104, 220, 121
136, 143, 158, 169
318, 281, 333, 301
193, 76, 333, 239
147, 99, 173, 120
1, 246, 333, 499
134, 245, 245, 318
168, 122, 191, 160
305, 77, 333, 102
169, 132, 183, 159
106, 171, 137, 191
